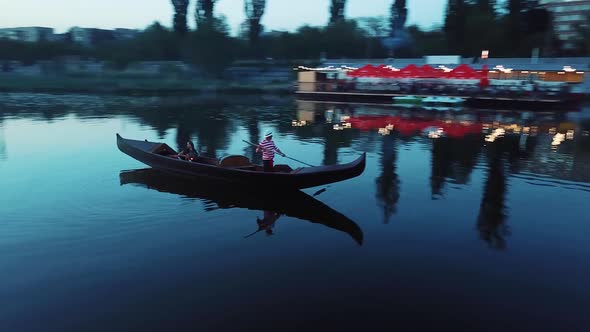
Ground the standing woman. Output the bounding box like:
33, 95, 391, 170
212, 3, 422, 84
257, 131, 285, 172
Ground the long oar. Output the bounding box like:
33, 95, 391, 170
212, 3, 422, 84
244, 228, 264, 239
242, 140, 315, 167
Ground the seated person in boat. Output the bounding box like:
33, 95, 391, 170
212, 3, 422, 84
256, 131, 285, 172
178, 141, 198, 161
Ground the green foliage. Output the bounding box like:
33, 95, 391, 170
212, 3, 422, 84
0, 40, 87, 64
93, 22, 181, 68
442, 0, 559, 57
1, 0, 586, 72
407, 26, 448, 56
184, 24, 237, 77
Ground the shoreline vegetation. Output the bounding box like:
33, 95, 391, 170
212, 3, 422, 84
0, 74, 294, 96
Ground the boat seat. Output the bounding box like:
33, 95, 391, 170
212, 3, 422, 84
273, 164, 293, 173
219, 155, 252, 167
150, 143, 177, 155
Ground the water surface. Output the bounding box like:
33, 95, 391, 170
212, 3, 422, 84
1, 93, 589, 331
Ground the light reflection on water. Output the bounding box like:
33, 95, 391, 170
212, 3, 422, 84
1, 93, 590, 331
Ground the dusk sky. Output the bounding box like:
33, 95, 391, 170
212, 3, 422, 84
0, 0, 447, 34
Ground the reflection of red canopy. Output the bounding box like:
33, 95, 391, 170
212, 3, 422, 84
346, 116, 483, 138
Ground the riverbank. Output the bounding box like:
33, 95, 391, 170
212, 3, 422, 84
0, 74, 293, 96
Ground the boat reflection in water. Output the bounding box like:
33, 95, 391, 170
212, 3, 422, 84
119, 169, 363, 245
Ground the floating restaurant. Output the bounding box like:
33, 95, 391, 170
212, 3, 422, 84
295, 62, 586, 111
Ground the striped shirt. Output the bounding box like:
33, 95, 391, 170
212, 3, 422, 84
259, 139, 281, 160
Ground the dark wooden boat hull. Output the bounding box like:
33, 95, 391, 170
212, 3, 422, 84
296, 91, 582, 111
120, 168, 363, 245
117, 134, 366, 189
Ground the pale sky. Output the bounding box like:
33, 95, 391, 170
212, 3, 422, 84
0, 0, 446, 34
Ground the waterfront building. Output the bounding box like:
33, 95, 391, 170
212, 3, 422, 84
540, 0, 590, 49
0, 27, 54, 42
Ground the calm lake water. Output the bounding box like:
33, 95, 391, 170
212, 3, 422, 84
1, 93, 589, 331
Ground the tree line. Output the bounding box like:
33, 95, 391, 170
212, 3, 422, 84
0, 0, 588, 76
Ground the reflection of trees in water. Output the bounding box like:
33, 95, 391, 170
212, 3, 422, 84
376, 133, 400, 224
430, 137, 481, 199
173, 107, 234, 158
477, 142, 510, 251
0, 126, 5, 160
476, 135, 540, 251
246, 114, 261, 164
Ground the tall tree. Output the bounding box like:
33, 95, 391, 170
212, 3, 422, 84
390, 0, 408, 32
444, 0, 467, 55
329, 0, 346, 24
245, 0, 266, 46
171, 0, 190, 35
476, 0, 496, 16
506, 0, 524, 52
196, 0, 217, 29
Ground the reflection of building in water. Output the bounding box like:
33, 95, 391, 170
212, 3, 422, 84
296, 100, 356, 125
516, 133, 590, 183
376, 134, 400, 223
477, 143, 510, 251
293, 101, 361, 165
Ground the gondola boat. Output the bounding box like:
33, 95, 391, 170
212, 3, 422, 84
116, 134, 366, 189
120, 168, 363, 245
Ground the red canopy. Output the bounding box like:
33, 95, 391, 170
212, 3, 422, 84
347, 64, 403, 78
446, 64, 481, 79
346, 63, 486, 80
419, 64, 441, 78
347, 64, 376, 77
397, 64, 420, 78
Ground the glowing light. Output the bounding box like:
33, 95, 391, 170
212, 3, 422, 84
563, 66, 576, 72
427, 127, 444, 139
494, 65, 513, 73
485, 128, 505, 142
291, 120, 307, 127
552, 133, 565, 147
378, 128, 391, 135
